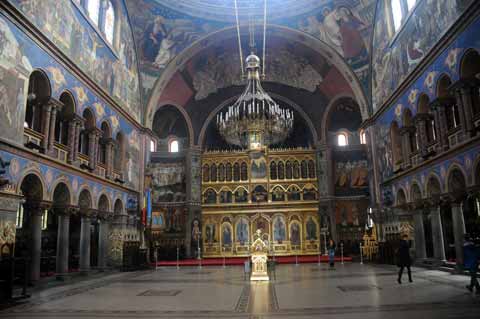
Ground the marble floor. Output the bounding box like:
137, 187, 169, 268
1, 263, 480, 318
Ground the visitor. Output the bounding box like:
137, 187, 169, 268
328, 239, 336, 269
397, 234, 412, 284
464, 233, 480, 294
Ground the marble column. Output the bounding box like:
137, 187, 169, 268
431, 101, 449, 152
451, 202, 466, 268
430, 206, 446, 261
97, 215, 110, 270
74, 119, 83, 163
414, 114, 429, 158
47, 105, 59, 156
28, 203, 48, 282
67, 120, 77, 164
185, 146, 202, 258
40, 104, 52, 153
413, 210, 427, 259
105, 139, 114, 179
79, 212, 92, 272
454, 82, 478, 138
399, 126, 413, 168
55, 207, 72, 278
88, 130, 98, 171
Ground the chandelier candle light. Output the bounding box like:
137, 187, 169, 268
216, 0, 294, 150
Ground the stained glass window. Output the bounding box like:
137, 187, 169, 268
391, 0, 403, 31
87, 0, 100, 26
105, 1, 115, 43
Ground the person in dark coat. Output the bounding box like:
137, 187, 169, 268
397, 234, 412, 284
464, 233, 480, 294
328, 239, 336, 269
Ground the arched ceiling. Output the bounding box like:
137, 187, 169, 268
125, 0, 377, 123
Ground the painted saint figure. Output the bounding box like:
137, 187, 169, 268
236, 218, 249, 244
306, 217, 317, 240
273, 216, 286, 242
290, 223, 300, 246
222, 224, 232, 246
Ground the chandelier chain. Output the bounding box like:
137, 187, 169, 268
262, 0, 267, 78
234, 0, 244, 79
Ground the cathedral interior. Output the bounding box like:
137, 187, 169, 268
0, 0, 480, 317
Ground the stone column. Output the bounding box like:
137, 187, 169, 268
451, 202, 466, 268
414, 114, 429, 158
413, 209, 427, 259
74, 118, 83, 163
88, 130, 99, 171
79, 211, 92, 272
97, 214, 111, 270
46, 99, 63, 155
430, 205, 446, 261
40, 103, 52, 153
452, 80, 479, 138
27, 202, 50, 282
431, 100, 449, 152
105, 139, 114, 179
67, 120, 77, 164
55, 207, 74, 279
399, 126, 413, 168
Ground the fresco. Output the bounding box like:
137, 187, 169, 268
147, 162, 186, 203
374, 15, 480, 182
371, 0, 474, 111
335, 200, 367, 227
0, 13, 142, 191
334, 149, 369, 196
125, 0, 226, 99
127, 0, 376, 104
9, 0, 142, 122
0, 150, 133, 210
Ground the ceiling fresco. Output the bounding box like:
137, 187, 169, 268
125, 0, 376, 114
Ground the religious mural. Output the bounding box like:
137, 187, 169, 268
0, 13, 142, 191
334, 149, 369, 196
9, 0, 142, 122
371, 0, 474, 111
273, 215, 287, 243
374, 15, 480, 182
127, 0, 376, 103
147, 162, 186, 202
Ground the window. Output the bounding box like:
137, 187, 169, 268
169, 139, 179, 153
391, 0, 403, 32
104, 1, 115, 43
87, 0, 101, 26
16, 204, 24, 229
406, 0, 416, 11
41, 209, 49, 230
337, 133, 348, 146
360, 130, 367, 144
150, 139, 156, 152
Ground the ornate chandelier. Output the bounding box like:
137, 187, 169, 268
215, 0, 294, 150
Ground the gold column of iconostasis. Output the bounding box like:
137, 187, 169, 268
200, 147, 322, 258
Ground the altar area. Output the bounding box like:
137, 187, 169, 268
201, 147, 324, 258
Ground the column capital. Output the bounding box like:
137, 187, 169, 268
47, 97, 63, 111
79, 208, 97, 218
430, 97, 456, 110
413, 113, 432, 122
449, 78, 480, 92
399, 125, 415, 135
442, 191, 466, 204
52, 205, 79, 216
25, 200, 52, 215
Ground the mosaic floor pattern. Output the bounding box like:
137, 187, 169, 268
1, 263, 480, 318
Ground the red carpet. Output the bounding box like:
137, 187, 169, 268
153, 255, 352, 267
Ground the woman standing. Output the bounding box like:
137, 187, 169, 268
328, 239, 336, 269
397, 234, 413, 284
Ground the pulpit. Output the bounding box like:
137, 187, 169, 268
250, 229, 269, 281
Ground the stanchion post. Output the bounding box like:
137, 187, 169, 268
198, 246, 202, 269
295, 254, 299, 266
341, 243, 344, 265
176, 246, 180, 270
223, 247, 226, 268
360, 243, 363, 265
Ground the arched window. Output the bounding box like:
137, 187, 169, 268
169, 138, 179, 153
210, 164, 217, 182
270, 161, 277, 180
25, 71, 50, 133
203, 165, 210, 182
308, 160, 315, 178
113, 132, 125, 173
460, 50, 480, 117
150, 139, 156, 152
99, 121, 110, 164
79, 109, 95, 156
241, 162, 248, 181
360, 130, 367, 145
337, 133, 348, 146
437, 75, 460, 131
293, 161, 300, 179
285, 161, 293, 179
56, 92, 75, 145
301, 160, 308, 179
226, 163, 232, 181
233, 163, 240, 181
278, 161, 285, 180
104, 1, 115, 44
218, 163, 225, 182
390, 121, 403, 166
87, 0, 101, 26
391, 0, 403, 31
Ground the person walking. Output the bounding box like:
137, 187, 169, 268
464, 233, 480, 294
328, 239, 336, 269
397, 234, 412, 284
